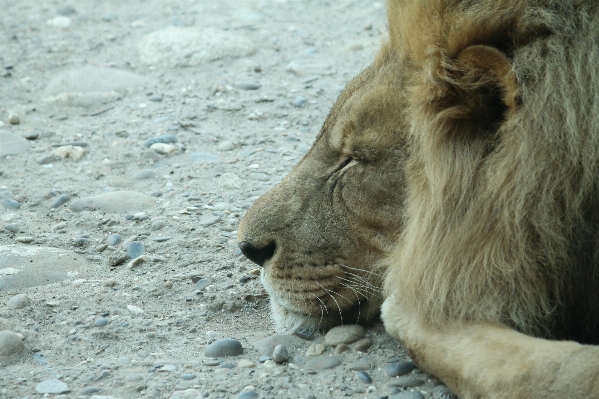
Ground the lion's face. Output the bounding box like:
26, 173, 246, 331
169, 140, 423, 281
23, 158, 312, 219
238, 45, 408, 332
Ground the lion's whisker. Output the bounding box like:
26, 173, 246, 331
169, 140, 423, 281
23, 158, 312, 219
339, 263, 384, 279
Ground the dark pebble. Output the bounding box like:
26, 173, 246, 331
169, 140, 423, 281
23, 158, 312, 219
204, 339, 243, 357
1, 198, 20, 209
357, 371, 372, 384
79, 386, 101, 395
94, 318, 109, 327
390, 392, 425, 399
237, 391, 259, 399
180, 374, 197, 380
144, 135, 178, 148
50, 194, 70, 209
258, 356, 270, 363
237, 82, 262, 90
106, 233, 122, 246
385, 361, 417, 377
52, 141, 88, 147
195, 279, 212, 291
126, 241, 145, 259
294, 327, 315, 340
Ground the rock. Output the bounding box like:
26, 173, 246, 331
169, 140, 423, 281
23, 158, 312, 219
79, 386, 101, 395
305, 343, 326, 357
353, 338, 372, 352
324, 325, 365, 346
272, 344, 289, 363
237, 82, 262, 90
357, 371, 372, 384
220, 173, 242, 189
248, 173, 269, 182
6, 293, 29, 309
0, 318, 14, 331
125, 373, 144, 382
180, 373, 196, 380
43, 66, 149, 107
50, 194, 71, 209
145, 135, 177, 147
150, 143, 177, 154
94, 318, 109, 327
304, 355, 341, 370
334, 343, 349, 354
151, 220, 166, 230
199, 216, 221, 226
127, 305, 144, 315
204, 339, 243, 357
189, 152, 219, 163
35, 379, 70, 394
218, 141, 235, 151
69, 191, 155, 213
1, 198, 20, 209
0, 132, 30, 158
14, 237, 34, 243
126, 241, 145, 259
287, 60, 333, 76
237, 391, 258, 399
109, 252, 128, 267
433, 385, 458, 399
8, 112, 20, 125
387, 376, 426, 388
292, 96, 307, 107
135, 169, 157, 180
48, 16, 71, 28
170, 388, 201, 399
253, 335, 303, 357
390, 392, 425, 399
106, 233, 122, 246
348, 358, 373, 371
52, 145, 85, 160
194, 279, 212, 291
138, 27, 256, 67
37, 154, 59, 164
238, 359, 255, 368
385, 361, 416, 377
159, 364, 177, 372
0, 331, 25, 363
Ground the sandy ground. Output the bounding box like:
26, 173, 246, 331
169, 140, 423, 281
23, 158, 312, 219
0, 1, 455, 398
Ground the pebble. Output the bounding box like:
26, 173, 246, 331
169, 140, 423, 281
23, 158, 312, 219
69, 191, 155, 213
160, 364, 177, 372
35, 379, 70, 394
52, 145, 86, 161
204, 339, 243, 357
37, 154, 58, 164
433, 385, 458, 399
353, 338, 372, 352
387, 376, 426, 388
109, 252, 129, 266
348, 358, 372, 371
220, 173, 243, 189
138, 27, 256, 67
390, 392, 425, 399
1, 198, 20, 209
126, 241, 145, 259
154, 236, 171, 242
0, 331, 25, 362
125, 373, 144, 382
4, 224, 18, 233
305, 343, 326, 357
127, 305, 144, 315
180, 373, 197, 380
106, 233, 122, 246
357, 371, 372, 384
150, 143, 178, 154
145, 135, 178, 147
237, 391, 258, 399
79, 386, 101, 395
194, 279, 212, 291
218, 141, 235, 151
294, 327, 315, 340
8, 112, 20, 125
237, 82, 262, 90
152, 220, 166, 230
199, 216, 221, 226
272, 344, 289, 363
292, 96, 307, 107
94, 318, 109, 327
334, 343, 349, 354
0, 132, 30, 158
304, 355, 341, 370
324, 325, 365, 346
385, 361, 416, 377
0, 318, 15, 331
15, 236, 34, 243
248, 172, 269, 182
253, 335, 302, 357
170, 389, 201, 399
6, 293, 30, 309
238, 359, 255, 368
50, 194, 71, 209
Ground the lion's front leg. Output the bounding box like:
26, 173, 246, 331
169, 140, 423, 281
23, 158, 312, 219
382, 295, 599, 399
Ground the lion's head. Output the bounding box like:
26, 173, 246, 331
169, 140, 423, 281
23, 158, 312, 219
237, 43, 408, 332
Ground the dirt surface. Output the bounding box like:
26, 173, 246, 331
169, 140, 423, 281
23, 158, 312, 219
0, 1, 453, 398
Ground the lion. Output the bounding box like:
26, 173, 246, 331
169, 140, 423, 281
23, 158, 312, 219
238, 0, 599, 397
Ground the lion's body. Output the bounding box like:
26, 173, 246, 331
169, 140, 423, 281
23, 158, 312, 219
239, 1, 599, 397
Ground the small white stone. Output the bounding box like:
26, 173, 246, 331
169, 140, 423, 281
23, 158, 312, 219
52, 145, 85, 161
218, 141, 234, 151
8, 112, 20, 125
127, 305, 144, 315
150, 143, 177, 154
47, 16, 71, 28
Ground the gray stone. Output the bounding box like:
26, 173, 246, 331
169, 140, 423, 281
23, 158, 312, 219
324, 325, 365, 346
433, 385, 458, 399
0, 245, 84, 290
138, 27, 256, 67
287, 60, 333, 76
94, 318, 109, 327
145, 135, 178, 147
35, 379, 70, 394
190, 152, 220, 163
43, 66, 149, 107
248, 173, 269, 182
199, 216, 221, 226
385, 361, 416, 377
304, 355, 341, 370
204, 339, 243, 357
387, 377, 426, 388
0, 331, 25, 363
220, 173, 243, 189
1, 198, 20, 209
170, 389, 202, 399
218, 141, 235, 151
180, 373, 197, 380
292, 96, 307, 107
0, 317, 14, 331
69, 191, 155, 213
237, 82, 262, 90
125, 373, 144, 382
6, 293, 29, 309
37, 154, 59, 164
106, 233, 122, 246
127, 241, 145, 259
390, 392, 425, 399
253, 335, 303, 357
357, 371, 372, 384
237, 391, 259, 399
0, 132, 30, 158
135, 169, 157, 180
348, 358, 373, 371
353, 338, 372, 352
4, 224, 18, 233
272, 344, 289, 363
50, 194, 70, 209
151, 220, 166, 230
79, 386, 101, 395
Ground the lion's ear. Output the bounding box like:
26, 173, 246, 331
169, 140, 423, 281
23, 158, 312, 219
420, 44, 519, 136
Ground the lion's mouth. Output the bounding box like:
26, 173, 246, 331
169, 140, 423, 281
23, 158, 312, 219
260, 262, 382, 332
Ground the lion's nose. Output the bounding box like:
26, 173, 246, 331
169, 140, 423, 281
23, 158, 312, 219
239, 241, 276, 267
